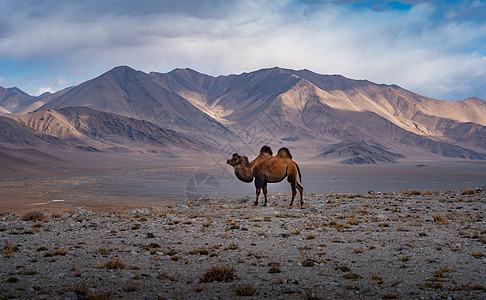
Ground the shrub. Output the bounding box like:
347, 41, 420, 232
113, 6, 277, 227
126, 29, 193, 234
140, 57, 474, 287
304, 287, 320, 300
102, 258, 126, 269
25, 268, 38, 275
3, 240, 19, 258
235, 283, 256, 296
200, 265, 237, 283
403, 190, 422, 196
225, 243, 238, 250
302, 258, 316, 267
95, 248, 110, 255
22, 211, 45, 221
431, 214, 448, 224
7, 276, 18, 283
53, 249, 68, 256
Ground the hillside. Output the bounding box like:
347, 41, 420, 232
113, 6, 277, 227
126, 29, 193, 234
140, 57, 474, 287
317, 141, 406, 164
3, 107, 211, 154
0, 87, 36, 114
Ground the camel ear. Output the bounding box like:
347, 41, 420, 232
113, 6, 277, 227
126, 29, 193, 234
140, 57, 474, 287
232, 153, 240, 158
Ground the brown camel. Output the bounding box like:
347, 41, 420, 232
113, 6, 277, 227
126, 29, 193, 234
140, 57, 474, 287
227, 146, 304, 207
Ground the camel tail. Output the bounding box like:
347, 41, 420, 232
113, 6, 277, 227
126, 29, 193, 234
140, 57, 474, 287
296, 162, 302, 183
277, 147, 292, 159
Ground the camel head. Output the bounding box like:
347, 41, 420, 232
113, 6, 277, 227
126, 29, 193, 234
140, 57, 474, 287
226, 153, 243, 167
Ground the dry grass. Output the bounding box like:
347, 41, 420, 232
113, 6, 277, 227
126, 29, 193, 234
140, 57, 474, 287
431, 214, 449, 224
461, 189, 476, 195
234, 283, 257, 296
101, 258, 126, 269
225, 243, 239, 250
403, 190, 422, 196
94, 248, 110, 255
343, 273, 359, 280
200, 265, 237, 283
305, 234, 316, 240
304, 287, 321, 300
44, 248, 67, 257
3, 240, 19, 258
22, 211, 45, 221
25, 268, 38, 275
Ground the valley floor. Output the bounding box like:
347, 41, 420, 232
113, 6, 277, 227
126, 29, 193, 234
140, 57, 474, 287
1, 191, 485, 299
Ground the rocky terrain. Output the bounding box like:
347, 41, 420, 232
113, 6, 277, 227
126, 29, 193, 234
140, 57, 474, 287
1, 190, 485, 299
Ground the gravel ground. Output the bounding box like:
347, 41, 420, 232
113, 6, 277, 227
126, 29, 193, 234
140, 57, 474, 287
1, 190, 486, 299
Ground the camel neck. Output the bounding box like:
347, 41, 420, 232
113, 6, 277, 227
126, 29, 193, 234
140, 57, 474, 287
234, 157, 253, 183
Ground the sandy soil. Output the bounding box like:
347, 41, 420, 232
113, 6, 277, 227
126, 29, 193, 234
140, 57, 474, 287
1, 190, 485, 299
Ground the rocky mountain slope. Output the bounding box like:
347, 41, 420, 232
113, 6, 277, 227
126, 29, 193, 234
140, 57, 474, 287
0, 87, 35, 114
38, 66, 235, 144
317, 141, 406, 164
152, 67, 486, 160
2, 66, 486, 163
0, 106, 212, 173
3, 106, 209, 153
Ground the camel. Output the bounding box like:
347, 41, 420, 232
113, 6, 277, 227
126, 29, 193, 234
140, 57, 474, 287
227, 145, 304, 207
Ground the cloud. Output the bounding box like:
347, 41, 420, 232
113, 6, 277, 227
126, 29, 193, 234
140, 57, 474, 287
0, 1, 485, 100
34, 87, 54, 96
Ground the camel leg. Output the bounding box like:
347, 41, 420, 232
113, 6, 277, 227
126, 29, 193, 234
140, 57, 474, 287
289, 181, 297, 206
254, 178, 264, 206
262, 182, 268, 207
297, 182, 304, 207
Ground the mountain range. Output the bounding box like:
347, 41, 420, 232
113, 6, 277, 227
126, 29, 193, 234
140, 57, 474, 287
1, 65, 486, 173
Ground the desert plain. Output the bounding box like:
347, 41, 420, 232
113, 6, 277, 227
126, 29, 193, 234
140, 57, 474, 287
1, 158, 486, 300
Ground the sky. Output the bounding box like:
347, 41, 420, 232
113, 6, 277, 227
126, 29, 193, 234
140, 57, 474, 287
0, 0, 485, 101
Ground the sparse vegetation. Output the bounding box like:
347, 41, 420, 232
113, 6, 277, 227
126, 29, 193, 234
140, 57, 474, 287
234, 283, 256, 296
1, 189, 485, 298
200, 265, 237, 283
225, 243, 238, 250
22, 211, 45, 221
94, 248, 110, 255
403, 190, 422, 196
302, 258, 316, 267
268, 267, 281, 274
3, 240, 19, 258
304, 287, 320, 300
102, 258, 126, 269
431, 214, 449, 224
305, 234, 316, 240
461, 189, 476, 195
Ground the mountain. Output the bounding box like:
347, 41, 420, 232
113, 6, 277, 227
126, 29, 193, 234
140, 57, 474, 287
38, 66, 235, 144
4, 66, 486, 163
152, 67, 486, 160
2, 106, 211, 154
0, 86, 36, 114
317, 141, 405, 164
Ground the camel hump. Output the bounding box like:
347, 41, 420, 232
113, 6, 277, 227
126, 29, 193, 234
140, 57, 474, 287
277, 147, 292, 159
260, 145, 273, 156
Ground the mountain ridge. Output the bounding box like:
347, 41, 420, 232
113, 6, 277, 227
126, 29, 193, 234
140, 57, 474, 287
1, 66, 486, 163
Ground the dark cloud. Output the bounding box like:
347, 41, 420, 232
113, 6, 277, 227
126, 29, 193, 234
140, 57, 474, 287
0, 0, 485, 100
